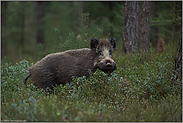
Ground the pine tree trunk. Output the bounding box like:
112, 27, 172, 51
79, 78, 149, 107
123, 1, 140, 54
139, 1, 151, 52
1, 1, 8, 58
34, 1, 46, 45
175, 30, 182, 80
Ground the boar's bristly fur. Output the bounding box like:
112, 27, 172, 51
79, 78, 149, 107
25, 37, 116, 89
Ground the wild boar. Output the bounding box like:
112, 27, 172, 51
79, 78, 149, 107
24, 37, 117, 89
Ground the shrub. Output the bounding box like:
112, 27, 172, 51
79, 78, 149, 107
1, 30, 181, 122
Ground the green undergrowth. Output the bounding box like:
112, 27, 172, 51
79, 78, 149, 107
1, 45, 182, 122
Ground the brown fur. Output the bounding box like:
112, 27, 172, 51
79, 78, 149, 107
25, 38, 116, 89
157, 37, 165, 53
94, 39, 116, 73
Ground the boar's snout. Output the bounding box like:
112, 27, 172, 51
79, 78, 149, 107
99, 58, 116, 73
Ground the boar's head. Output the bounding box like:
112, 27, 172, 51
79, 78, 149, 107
91, 37, 117, 73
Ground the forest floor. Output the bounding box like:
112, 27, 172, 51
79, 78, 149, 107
1, 44, 182, 122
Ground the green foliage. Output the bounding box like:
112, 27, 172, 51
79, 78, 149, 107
111, 2, 124, 40
51, 12, 102, 53
150, 1, 182, 44
1, 43, 182, 121
1, 2, 182, 121
36, 44, 45, 61
2, 2, 182, 64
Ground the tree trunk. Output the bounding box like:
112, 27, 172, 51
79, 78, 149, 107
139, 1, 151, 52
175, 30, 182, 80
34, 1, 46, 45
1, 1, 8, 58
123, 1, 140, 54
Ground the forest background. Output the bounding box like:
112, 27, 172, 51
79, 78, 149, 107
1, 1, 182, 122
1, 1, 182, 63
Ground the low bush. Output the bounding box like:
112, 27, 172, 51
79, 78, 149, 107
1, 44, 182, 121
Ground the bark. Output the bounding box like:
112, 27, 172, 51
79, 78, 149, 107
1, 1, 8, 58
34, 1, 46, 45
123, 1, 140, 54
175, 30, 182, 80
139, 1, 151, 52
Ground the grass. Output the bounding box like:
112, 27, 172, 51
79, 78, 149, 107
1, 43, 182, 122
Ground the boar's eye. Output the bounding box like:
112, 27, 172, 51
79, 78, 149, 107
98, 51, 103, 56
109, 50, 112, 55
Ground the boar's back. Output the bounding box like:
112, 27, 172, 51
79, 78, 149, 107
28, 48, 96, 89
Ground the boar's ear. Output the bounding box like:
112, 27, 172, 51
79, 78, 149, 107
90, 38, 99, 49
110, 37, 116, 50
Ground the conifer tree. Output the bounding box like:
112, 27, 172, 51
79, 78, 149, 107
123, 1, 140, 54
139, 1, 151, 52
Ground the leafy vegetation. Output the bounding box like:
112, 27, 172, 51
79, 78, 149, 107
2, 2, 182, 63
1, 2, 182, 121
1, 43, 182, 121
